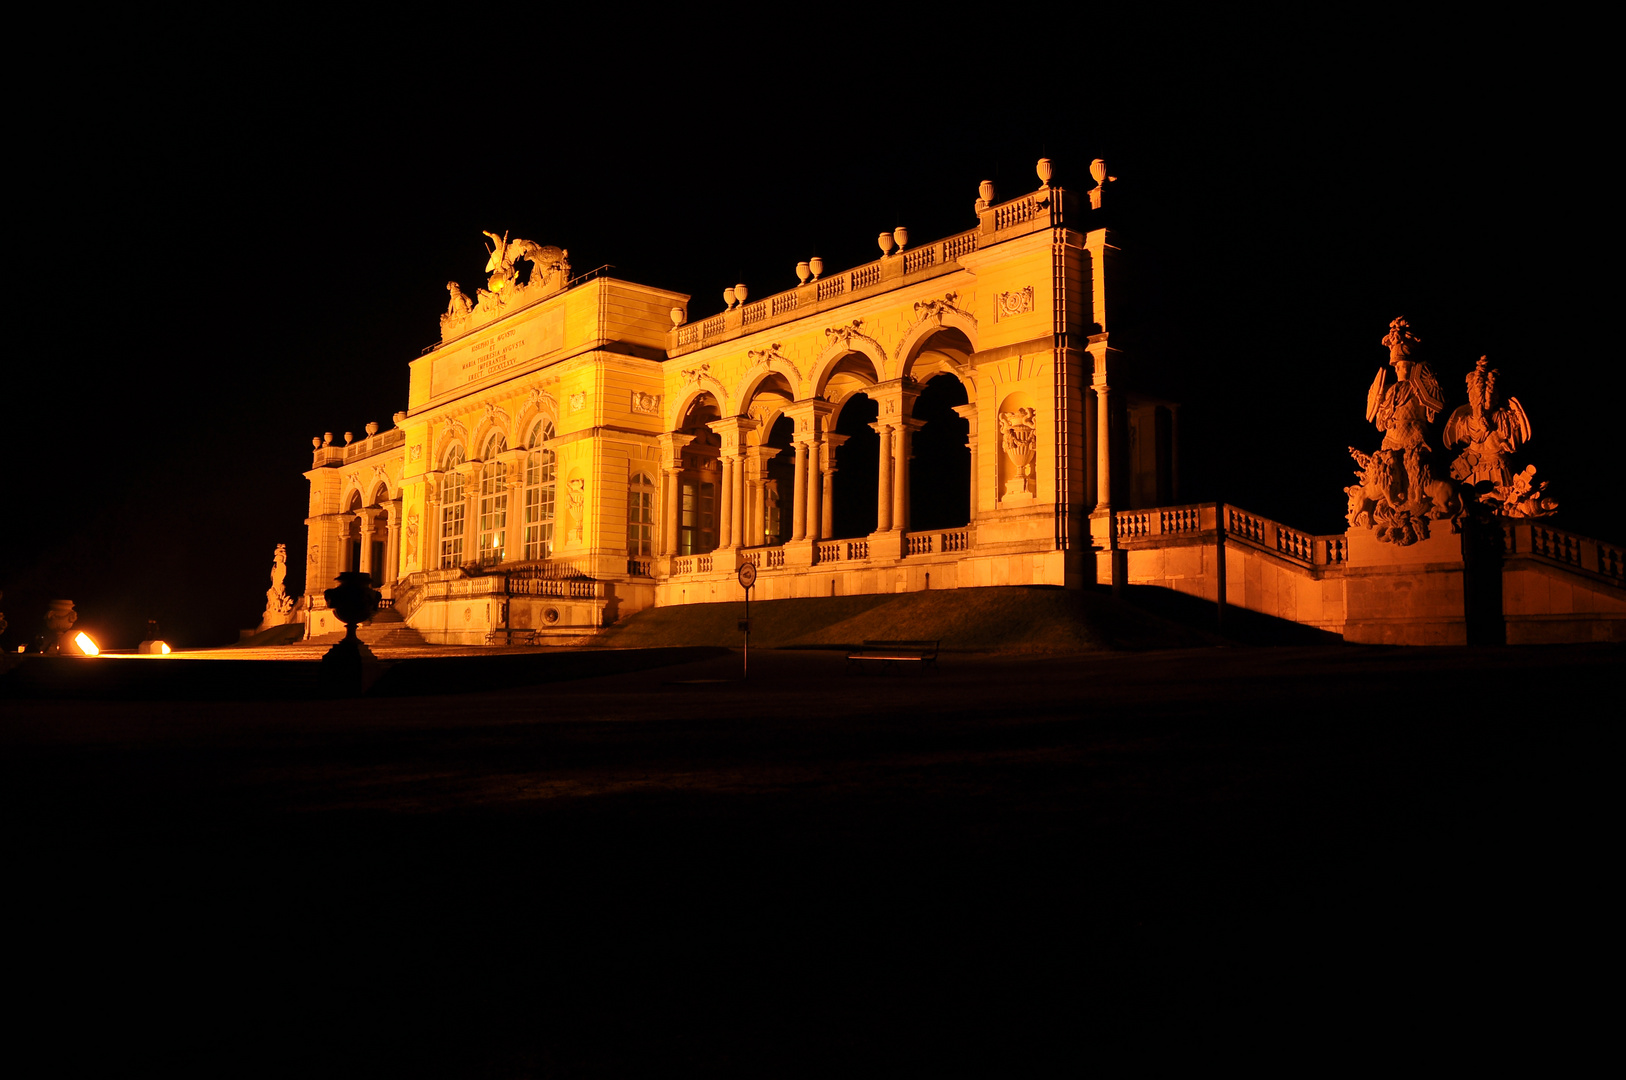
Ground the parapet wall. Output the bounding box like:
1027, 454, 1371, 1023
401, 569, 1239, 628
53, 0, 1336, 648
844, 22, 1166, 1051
1116, 503, 1626, 645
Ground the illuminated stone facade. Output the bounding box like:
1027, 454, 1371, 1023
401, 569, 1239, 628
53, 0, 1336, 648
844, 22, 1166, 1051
303, 160, 1177, 643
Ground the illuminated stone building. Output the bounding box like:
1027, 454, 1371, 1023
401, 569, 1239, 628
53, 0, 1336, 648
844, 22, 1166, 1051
303, 159, 1179, 643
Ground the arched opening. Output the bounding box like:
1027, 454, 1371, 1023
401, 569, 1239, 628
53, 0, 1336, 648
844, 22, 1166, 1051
440, 445, 466, 568
678, 393, 721, 555
343, 490, 363, 574
910, 373, 971, 530
628, 471, 657, 564
746, 374, 796, 548
831, 393, 879, 539
368, 482, 391, 584
761, 415, 794, 545
477, 433, 509, 566
522, 420, 556, 562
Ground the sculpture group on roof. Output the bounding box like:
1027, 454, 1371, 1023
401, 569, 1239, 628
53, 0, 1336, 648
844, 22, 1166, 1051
1346, 317, 1556, 546
440, 231, 571, 338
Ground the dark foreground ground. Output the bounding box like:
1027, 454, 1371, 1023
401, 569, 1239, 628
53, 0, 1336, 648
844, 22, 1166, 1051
3, 643, 1619, 1074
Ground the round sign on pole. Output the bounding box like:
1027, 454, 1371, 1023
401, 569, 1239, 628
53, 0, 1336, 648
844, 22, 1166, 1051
738, 561, 757, 589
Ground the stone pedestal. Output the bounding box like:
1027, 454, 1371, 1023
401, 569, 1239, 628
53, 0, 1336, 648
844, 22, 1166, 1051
867, 530, 906, 561
1343, 526, 1468, 645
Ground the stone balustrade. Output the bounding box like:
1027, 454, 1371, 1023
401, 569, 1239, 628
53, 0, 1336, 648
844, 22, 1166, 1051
1504, 522, 1626, 583
667, 220, 990, 355
1115, 502, 1347, 568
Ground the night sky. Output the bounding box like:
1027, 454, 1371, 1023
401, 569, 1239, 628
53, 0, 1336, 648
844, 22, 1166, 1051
7, 20, 1613, 647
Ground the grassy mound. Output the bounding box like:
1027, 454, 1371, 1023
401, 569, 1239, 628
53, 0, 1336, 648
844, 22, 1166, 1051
597, 585, 1220, 653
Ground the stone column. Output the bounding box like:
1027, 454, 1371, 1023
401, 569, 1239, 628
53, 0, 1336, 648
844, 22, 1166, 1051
821, 434, 848, 539
460, 462, 481, 565
791, 440, 808, 541
425, 476, 442, 570
732, 449, 746, 547
383, 499, 401, 584
358, 510, 376, 577
806, 437, 822, 543
873, 423, 894, 533
893, 419, 920, 534
1095, 383, 1112, 511
502, 450, 526, 564
718, 455, 734, 548
657, 433, 695, 560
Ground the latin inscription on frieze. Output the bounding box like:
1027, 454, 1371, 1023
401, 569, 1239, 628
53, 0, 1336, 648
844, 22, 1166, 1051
430, 306, 564, 399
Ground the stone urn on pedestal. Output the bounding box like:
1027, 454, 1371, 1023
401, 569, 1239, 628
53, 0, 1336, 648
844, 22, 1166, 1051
321, 571, 381, 686
42, 599, 77, 656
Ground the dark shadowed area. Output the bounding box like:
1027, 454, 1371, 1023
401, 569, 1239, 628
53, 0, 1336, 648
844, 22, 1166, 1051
3, 642, 1617, 1072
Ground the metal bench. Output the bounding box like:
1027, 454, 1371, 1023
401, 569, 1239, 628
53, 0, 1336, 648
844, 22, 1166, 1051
846, 639, 940, 673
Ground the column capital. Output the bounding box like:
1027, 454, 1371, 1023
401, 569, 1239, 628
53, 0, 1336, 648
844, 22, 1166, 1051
657, 432, 697, 469
706, 415, 761, 454
868, 379, 921, 424
781, 399, 835, 438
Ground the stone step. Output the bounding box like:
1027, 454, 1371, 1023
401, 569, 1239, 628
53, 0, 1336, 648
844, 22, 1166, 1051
305, 621, 428, 647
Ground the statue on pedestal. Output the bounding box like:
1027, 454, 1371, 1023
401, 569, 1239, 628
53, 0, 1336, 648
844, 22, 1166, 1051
1345, 318, 1461, 545
263, 543, 297, 626
1444, 357, 1557, 518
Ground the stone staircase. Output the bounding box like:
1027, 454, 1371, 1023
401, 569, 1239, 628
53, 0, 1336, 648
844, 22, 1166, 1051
304, 607, 429, 647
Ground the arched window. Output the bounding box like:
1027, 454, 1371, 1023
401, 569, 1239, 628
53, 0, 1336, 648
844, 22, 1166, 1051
440, 445, 465, 568
478, 433, 508, 566
344, 490, 364, 573
628, 472, 656, 557
523, 420, 556, 561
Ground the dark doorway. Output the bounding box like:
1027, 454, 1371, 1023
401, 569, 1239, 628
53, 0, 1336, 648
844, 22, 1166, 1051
832, 394, 879, 539
909, 374, 971, 530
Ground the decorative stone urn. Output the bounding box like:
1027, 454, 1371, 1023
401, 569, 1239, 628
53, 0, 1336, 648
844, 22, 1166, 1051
321, 571, 381, 678
42, 599, 77, 656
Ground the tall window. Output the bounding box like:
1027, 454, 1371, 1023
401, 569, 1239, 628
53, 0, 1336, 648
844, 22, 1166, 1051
523, 420, 556, 561
628, 472, 656, 557
680, 478, 716, 555
440, 445, 465, 568
477, 433, 508, 566
764, 479, 781, 544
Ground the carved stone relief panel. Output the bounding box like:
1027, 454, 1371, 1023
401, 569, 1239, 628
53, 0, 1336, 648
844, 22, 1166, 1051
996, 287, 1034, 321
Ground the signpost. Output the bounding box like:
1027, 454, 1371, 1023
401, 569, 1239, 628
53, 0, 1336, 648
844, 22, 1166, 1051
737, 560, 756, 679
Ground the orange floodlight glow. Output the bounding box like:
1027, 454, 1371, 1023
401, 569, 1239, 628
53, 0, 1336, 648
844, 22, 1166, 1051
74, 632, 100, 656
161, 642, 171, 655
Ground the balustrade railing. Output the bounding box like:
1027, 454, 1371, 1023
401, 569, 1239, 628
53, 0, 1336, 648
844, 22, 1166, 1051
1276, 525, 1314, 563
742, 546, 788, 569
994, 193, 1045, 230
672, 224, 983, 351
1505, 522, 1625, 582
509, 577, 602, 599
942, 230, 978, 261
627, 558, 652, 577
816, 541, 842, 563
903, 247, 936, 273
902, 529, 970, 555
1160, 507, 1202, 534
1114, 502, 1346, 567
